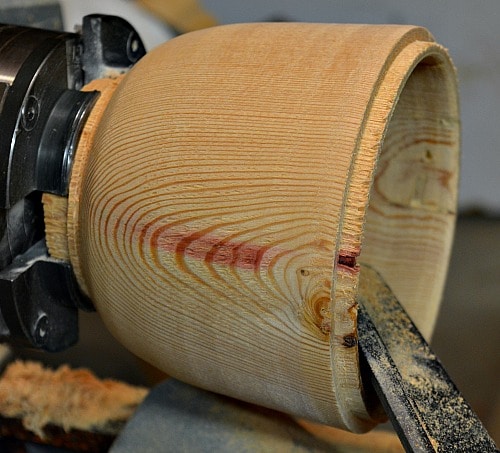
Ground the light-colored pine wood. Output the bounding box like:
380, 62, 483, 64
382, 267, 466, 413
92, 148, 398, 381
45, 23, 459, 432
67, 77, 124, 295
42, 193, 69, 261
360, 53, 459, 338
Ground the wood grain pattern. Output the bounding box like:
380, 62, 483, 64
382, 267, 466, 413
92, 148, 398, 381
68, 77, 123, 295
361, 52, 459, 338
42, 192, 69, 261
45, 23, 459, 432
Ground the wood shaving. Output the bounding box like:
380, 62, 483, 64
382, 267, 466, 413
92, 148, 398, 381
0, 360, 148, 438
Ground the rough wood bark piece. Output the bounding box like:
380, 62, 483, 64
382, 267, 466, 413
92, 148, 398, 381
45, 23, 459, 432
0, 361, 148, 452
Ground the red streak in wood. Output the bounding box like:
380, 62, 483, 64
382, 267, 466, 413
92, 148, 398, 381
337, 249, 360, 274
338, 254, 356, 268
150, 228, 278, 270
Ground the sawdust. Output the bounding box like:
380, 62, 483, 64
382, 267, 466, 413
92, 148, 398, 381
0, 360, 148, 438
358, 264, 499, 452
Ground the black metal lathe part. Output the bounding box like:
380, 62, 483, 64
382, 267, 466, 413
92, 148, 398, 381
357, 265, 499, 453
0, 15, 145, 351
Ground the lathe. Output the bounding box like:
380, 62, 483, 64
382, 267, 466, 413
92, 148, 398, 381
0, 14, 497, 452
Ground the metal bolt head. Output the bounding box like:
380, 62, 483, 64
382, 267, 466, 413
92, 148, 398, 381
127, 32, 142, 63
34, 314, 49, 344
22, 95, 40, 131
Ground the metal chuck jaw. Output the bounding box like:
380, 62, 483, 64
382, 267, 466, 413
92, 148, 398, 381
0, 15, 145, 351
